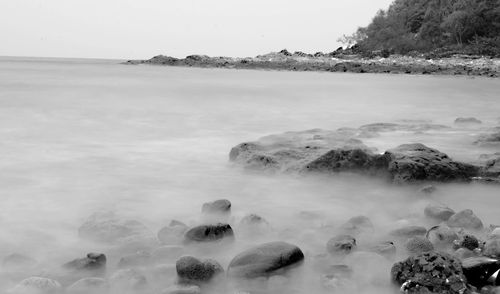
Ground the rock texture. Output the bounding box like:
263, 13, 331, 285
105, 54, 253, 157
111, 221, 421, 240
184, 223, 234, 243
175, 256, 223, 283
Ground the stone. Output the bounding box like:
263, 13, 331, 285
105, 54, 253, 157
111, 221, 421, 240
66, 277, 108, 294
455, 117, 482, 124
8, 277, 62, 294
448, 209, 484, 231
424, 203, 455, 221
176, 256, 223, 283
462, 257, 500, 289
484, 239, 500, 257
476, 132, 500, 145
389, 226, 427, 239
63, 253, 106, 271
202, 199, 231, 214
239, 214, 269, 227
158, 220, 189, 245
2, 253, 37, 270
370, 241, 397, 257
227, 241, 304, 278
78, 211, 155, 245
455, 234, 480, 251
339, 215, 374, 235
426, 225, 459, 249
161, 284, 201, 294
184, 223, 234, 243
405, 236, 434, 255
326, 235, 357, 255
109, 268, 147, 291
391, 252, 467, 294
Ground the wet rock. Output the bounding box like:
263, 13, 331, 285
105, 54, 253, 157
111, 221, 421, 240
202, 199, 231, 214
405, 236, 434, 255
184, 223, 234, 243
424, 203, 455, 221
370, 241, 397, 257
176, 256, 223, 283
152, 246, 184, 263
227, 241, 304, 278
118, 250, 151, 268
448, 209, 484, 231
161, 284, 201, 294
427, 225, 459, 249
455, 235, 480, 251
418, 184, 437, 194
484, 239, 500, 257
66, 277, 108, 294
78, 211, 155, 245
462, 257, 500, 289
109, 268, 147, 291
455, 117, 482, 124
391, 252, 467, 294
326, 235, 357, 255
63, 253, 106, 271
339, 215, 374, 235
8, 277, 62, 294
158, 220, 189, 245
2, 253, 37, 270
389, 226, 427, 239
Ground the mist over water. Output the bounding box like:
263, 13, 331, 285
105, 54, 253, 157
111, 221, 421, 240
0, 58, 499, 293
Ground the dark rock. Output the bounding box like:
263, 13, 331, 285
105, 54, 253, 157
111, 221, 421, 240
109, 269, 147, 291
427, 225, 460, 249
424, 203, 455, 221
2, 253, 37, 270
176, 256, 223, 283
184, 223, 234, 243
117, 250, 151, 268
66, 277, 108, 294
455, 117, 483, 124
391, 252, 467, 294
455, 235, 480, 251
462, 257, 500, 289
8, 277, 62, 294
326, 235, 357, 255
202, 199, 231, 214
158, 220, 189, 245
405, 236, 434, 255
448, 209, 484, 231
227, 241, 304, 278
63, 253, 106, 271
390, 226, 427, 239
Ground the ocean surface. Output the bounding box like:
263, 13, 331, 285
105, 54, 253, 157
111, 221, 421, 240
0, 57, 499, 293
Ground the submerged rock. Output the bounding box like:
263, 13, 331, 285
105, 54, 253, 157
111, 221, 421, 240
424, 203, 455, 222
227, 241, 304, 278
161, 284, 201, 294
2, 253, 37, 270
391, 252, 467, 294
9, 277, 62, 294
448, 209, 484, 231
389, 226, 427, 239
117, 250, 151, 268
63, 253, 106, 271
184, 223, 234, 243
339, 215, 374, 235
158, 220, 189, 245
66, 277, 108, 294
109, 268, 147, 291
326, 235, 357, 255
176, 256, 223, 283
370, 241, 397, 257
455, 117, 482, 124
418, 184, 437, 194
202, 199, 231, 214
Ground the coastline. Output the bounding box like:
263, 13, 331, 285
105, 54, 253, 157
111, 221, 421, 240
124, 51, 500, 77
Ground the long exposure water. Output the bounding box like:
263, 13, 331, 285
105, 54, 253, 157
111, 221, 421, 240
0, 57, 499, 293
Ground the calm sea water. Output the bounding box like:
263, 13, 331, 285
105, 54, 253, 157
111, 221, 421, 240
0, 57, 499, 293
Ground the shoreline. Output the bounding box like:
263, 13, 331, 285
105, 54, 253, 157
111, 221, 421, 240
124, 51, 500, 77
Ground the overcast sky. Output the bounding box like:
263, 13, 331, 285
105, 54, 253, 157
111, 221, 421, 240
1, 0, 394, 59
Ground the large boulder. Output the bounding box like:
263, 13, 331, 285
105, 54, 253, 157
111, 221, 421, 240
184, 223, 234, 243
176, 256, 223, 283
391, 252, 467, 294
227, 241, 304, 278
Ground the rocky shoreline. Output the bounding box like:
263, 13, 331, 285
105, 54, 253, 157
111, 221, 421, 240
124, 49, 500, 77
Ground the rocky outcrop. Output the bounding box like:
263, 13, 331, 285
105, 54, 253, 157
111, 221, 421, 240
229, 129, 482, 183
227, 241, 304, 278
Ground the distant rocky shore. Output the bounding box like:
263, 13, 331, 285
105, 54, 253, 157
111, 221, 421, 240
125, 49, 500, 77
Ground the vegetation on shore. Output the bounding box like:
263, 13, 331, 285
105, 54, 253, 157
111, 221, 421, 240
339, 0, 500, 57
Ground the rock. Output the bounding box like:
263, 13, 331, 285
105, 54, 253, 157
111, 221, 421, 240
161, 284, 201, 294
339, 215, 374, 235
359, 123, 400, 132
118, 250, 151, 268
109, 268, 147, 291
484, 239, 500, 257
476, 132, 500, 145
326, 235, 357, 255
462, 257, 500, 289
202, 199, 231, 214
424, 203, 455, 221
455, 248, 477, 260
370, 241, 397, 257
485, 158, 500, 177
66, 277, 108, 294
455, 117, 482, 124
320, 265, 353, 290
63, 253, 106, 271
418, 184, 437, 194
448, 209, 484, 231
389, 226, 427, 239
239, 214, 269, 227
8, 277, 62, 294
227, 241, 304, 278
158, 220, 189, 245
184, 223, 234, 243
391, 252, 467, 294
176, 256, 223, 283
455, 234, 480, 251
426, 225, 459, 249
78, 211, 155, 245
151, 246, 184, 263
2, 253, 37, 270
405, 236, 434, 255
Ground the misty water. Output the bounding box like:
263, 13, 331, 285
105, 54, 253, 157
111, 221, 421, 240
0, 57, 499, 294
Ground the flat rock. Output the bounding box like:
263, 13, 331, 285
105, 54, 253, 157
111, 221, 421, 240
227, 241, 304, 278
447, 209, 484, 231
176, 256, 223, 283
184, 223, 234, 243
454, 117, 482, 124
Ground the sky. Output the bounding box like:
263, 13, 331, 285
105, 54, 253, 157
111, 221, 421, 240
0, 0, 394, 59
